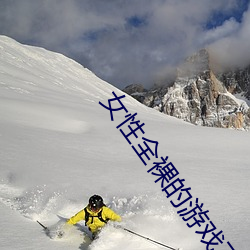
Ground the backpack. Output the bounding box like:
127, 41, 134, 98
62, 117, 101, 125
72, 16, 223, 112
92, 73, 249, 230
84, 206, 109, 226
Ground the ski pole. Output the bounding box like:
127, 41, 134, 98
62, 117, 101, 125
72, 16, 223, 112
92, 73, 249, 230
122, 227, 179, 250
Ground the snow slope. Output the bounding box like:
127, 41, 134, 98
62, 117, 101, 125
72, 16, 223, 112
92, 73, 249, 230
0, 35, 249, 250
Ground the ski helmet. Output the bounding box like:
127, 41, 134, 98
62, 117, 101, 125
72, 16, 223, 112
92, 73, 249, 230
89, 195, 104, 210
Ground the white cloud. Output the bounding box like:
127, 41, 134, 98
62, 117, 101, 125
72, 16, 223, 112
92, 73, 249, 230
209, 5, 250, 68
0, 0, 249, 88
199, 17, 240, 46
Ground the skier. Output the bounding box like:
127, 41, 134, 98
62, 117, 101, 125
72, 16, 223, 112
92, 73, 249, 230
66, 194, 121, 239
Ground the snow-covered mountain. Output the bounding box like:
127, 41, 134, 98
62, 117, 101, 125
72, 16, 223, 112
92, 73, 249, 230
124, 49, 250, 130
0, 36, 250, 250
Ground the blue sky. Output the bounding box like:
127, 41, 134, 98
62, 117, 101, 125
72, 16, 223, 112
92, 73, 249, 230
0, 0, 249, 89
205, 0, 249, 28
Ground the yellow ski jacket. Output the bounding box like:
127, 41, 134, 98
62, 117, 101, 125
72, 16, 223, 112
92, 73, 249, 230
67, 206, 121, 233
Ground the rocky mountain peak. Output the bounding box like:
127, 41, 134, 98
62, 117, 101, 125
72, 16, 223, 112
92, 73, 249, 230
123, 49, 250, 130
177, 49, 210, 78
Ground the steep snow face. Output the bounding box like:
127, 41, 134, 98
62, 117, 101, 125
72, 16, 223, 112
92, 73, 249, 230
0, 36, 250, 250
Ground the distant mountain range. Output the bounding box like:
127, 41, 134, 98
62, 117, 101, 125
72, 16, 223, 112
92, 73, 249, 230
123, 49, 250, 130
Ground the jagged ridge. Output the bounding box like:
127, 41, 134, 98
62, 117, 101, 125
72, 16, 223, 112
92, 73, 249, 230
123, 49, 250, 130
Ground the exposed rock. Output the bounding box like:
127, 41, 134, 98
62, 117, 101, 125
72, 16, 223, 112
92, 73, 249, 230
123, 49, 250, 130
123, 84, 147, 103
217, 66, 250, 100
123, 83, 146, 95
